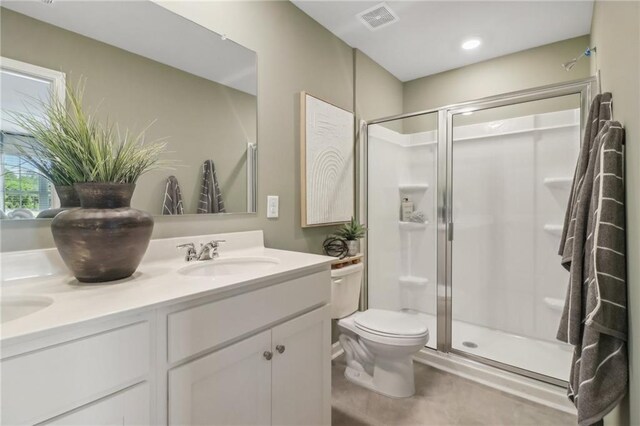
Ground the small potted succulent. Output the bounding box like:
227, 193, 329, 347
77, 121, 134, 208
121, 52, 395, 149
335, 217, 367, 256
13, 80, 167, 283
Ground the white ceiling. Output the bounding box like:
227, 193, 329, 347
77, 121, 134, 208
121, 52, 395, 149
2, 0, 257, 95
292, 1, 594, 82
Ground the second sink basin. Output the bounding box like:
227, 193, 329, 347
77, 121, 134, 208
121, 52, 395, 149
178, 256, 280, 278
1, 295, 53, 324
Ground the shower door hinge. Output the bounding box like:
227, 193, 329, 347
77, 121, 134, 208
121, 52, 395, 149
448, 222, 454, 241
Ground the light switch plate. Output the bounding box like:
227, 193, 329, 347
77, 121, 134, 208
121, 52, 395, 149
267, 196, 279, 218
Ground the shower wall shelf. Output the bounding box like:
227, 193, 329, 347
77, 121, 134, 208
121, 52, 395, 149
403, 141, 437, 148
544, 177, 572, 189
399, 221, 428, 231
453, 122, 579, 143
399, 276, 429, 287
544, 297, 565, 312
399, 184, 429, 191
543, 224, 563, 236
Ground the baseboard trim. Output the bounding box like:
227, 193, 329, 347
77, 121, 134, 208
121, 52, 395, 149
332, 341, 344, 360
414, 349, 576, 415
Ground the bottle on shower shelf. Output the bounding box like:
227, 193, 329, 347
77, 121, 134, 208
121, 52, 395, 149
401, 197, 414, 222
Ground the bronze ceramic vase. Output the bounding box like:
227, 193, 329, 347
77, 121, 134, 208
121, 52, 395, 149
51, 183, 154, 283
36, 186, 81, 219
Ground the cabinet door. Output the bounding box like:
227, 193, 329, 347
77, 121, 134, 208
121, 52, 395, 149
271, 306, 331, 426
169, 330, 272, 425
45, 382, 149, 425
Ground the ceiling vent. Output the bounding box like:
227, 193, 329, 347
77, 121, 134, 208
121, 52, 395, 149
357, 2, 399, 31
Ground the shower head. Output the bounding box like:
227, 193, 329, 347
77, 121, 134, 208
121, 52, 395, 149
562, 47, 596, 71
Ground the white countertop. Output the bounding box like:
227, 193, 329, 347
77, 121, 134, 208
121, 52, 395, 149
0, 231, 334, 346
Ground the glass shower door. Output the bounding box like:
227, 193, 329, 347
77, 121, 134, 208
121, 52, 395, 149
367, 113, 438, 349
448, 94, 582, 381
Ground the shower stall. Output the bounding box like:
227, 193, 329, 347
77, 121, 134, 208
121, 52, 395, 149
364, 77, 597, 388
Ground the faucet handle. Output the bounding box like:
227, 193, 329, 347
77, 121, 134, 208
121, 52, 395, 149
204, 240, 225, 260
177, 243, 197, 261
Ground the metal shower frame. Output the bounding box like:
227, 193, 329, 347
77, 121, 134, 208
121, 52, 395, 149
361, 76, 598, 387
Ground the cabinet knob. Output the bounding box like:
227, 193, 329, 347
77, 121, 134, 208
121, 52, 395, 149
263, 351, 273, 360
276, 344, 285, 354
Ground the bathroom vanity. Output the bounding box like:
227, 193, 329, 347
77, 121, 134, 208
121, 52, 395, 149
0, 231, 333, 425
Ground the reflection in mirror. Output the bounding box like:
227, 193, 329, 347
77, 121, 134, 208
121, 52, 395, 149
1, 62, 65, 219
0, 0, 257, 219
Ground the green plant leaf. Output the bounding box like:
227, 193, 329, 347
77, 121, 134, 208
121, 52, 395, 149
335, 217, 367, 240
7, 78, 168, 185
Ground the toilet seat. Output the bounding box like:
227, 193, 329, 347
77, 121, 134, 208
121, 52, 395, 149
354, 309, 429, 338
339, 309, 429, 347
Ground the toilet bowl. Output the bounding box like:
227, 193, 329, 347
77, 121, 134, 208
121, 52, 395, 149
337, 309, 429, 398
330, 264, 429, 398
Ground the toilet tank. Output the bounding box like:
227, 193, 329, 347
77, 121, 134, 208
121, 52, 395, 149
330, 263, 364, 319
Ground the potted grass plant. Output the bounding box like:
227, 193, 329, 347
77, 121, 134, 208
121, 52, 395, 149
13, 81, 166, 283
335, 217, 367, 256
10, 104, 83, 218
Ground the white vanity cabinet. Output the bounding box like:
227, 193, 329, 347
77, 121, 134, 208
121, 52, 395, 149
271, 306, 331, 425
1, 318, 153, 425
45, 383, 150, 426
1, 231, 333, 425
169, 330, 272, 425
1, 262, 331, 426
168, 306, 331, 425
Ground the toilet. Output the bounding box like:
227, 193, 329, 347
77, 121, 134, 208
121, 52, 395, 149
331, 263, 429, 398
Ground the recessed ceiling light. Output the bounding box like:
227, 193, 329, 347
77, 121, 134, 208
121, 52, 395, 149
462, 39, 481, 50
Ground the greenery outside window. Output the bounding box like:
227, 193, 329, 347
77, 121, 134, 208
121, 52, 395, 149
0, 131, 52, 214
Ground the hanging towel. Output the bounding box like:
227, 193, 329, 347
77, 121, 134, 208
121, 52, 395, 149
197, 160, 226, 214
557, 93, 627, 426
162, 175, 184, 215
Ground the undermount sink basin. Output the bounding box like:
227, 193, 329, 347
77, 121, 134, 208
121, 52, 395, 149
178, 256, 280, 278
0, 295, 53, 324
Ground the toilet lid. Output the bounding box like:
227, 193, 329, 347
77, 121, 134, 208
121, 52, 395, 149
354, 309, 429, 337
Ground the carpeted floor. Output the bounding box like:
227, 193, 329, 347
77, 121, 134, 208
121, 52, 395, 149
331, 355, 576, 426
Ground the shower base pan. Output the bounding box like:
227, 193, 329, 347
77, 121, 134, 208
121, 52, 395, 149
422, 313, 572, 381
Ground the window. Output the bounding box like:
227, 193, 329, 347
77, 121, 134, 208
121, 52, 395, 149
0, 132, 52, 214
0, 57, 65, 218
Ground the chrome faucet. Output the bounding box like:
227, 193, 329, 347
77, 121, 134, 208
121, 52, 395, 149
197, 240, 225, 260
177, 240, 225, 262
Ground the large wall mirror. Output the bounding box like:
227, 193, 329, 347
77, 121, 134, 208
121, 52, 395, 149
0, 0, 257, 220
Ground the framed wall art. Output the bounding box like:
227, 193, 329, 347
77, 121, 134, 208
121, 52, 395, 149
300, 92, 354, 227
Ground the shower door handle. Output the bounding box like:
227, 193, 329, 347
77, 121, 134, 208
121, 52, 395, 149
448, 222, 454, 241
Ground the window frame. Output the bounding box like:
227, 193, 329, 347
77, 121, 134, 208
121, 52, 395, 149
1, 57, 66, 213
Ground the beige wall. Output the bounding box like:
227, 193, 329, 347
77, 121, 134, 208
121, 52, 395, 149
590, 2, 640, 425
403, 35, 591, 114
354, 49, 404, 131
353, 48, 404, 211
0, 1, 354, 253
0, 8, 255, 215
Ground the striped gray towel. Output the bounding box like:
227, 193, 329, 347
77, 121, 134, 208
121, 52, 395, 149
557, 93, 627, 426
162, 175, 184, 215
197, 160, 225, 214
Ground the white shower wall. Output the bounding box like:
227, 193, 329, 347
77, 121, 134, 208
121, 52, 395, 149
452, 108, 579, 344
368, 124, 438, 321
368, 108, 579, 348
